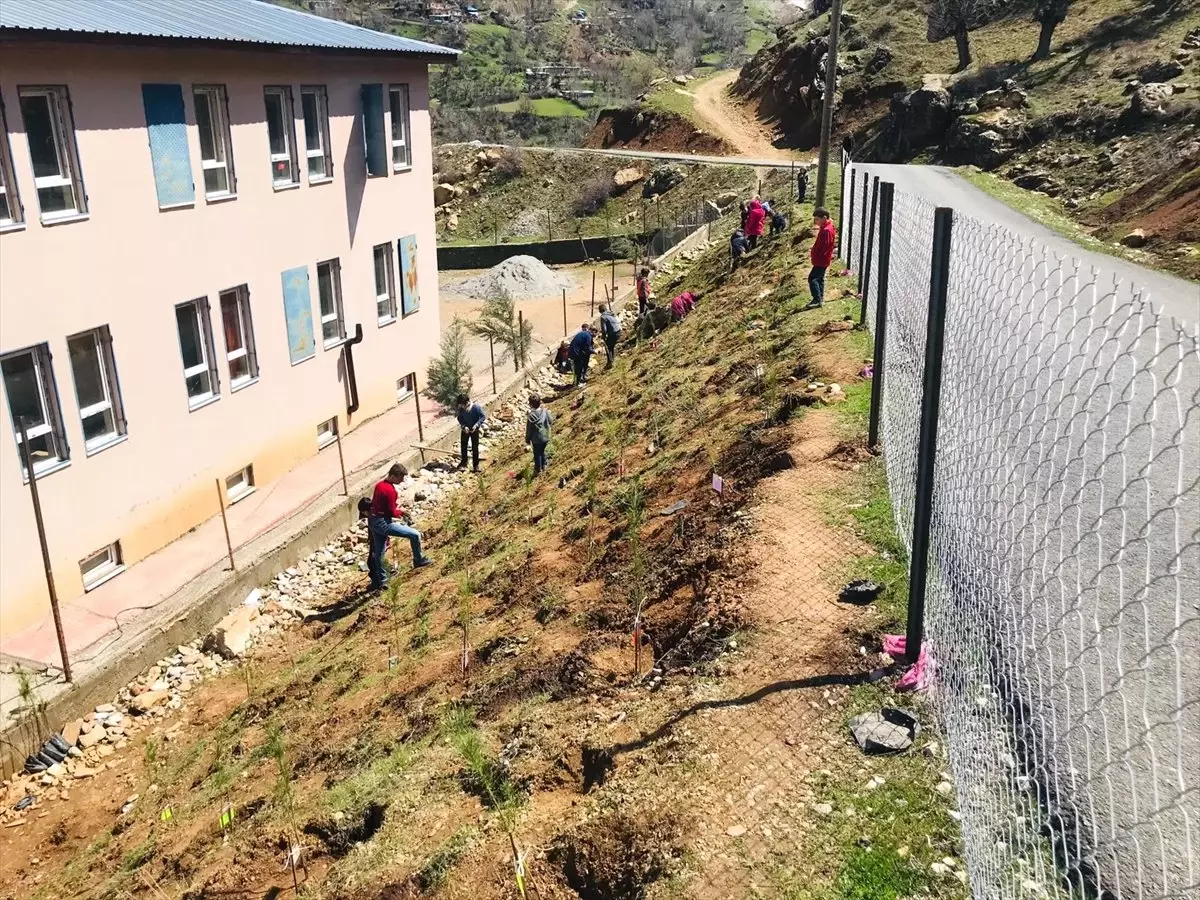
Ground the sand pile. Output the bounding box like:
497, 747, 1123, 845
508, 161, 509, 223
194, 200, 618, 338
452, 255, 576, 301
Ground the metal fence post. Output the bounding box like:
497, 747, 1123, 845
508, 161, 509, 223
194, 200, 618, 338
856, 175, 869, 290
867, 182, 895, 450
859, 177, 880, 324
906, 206, 954, 663
844, 168, 856, 266
17, 418, 72, 682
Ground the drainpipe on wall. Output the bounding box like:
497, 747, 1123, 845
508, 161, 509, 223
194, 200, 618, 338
343, 324, 364, 415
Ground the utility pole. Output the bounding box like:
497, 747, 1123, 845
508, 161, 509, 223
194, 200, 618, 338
814, 0, 844, 208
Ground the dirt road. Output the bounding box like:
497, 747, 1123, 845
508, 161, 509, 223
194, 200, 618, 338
691, 70, 802, 162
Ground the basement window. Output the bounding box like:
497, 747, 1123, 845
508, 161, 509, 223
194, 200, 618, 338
317, 416, 338, 449
80, 541, 124, 591
225, 464, 255, 504
396, 374, 414, 402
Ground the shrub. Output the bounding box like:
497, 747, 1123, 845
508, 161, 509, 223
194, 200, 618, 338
493, 146, 525, 181
573, 172, 617, 218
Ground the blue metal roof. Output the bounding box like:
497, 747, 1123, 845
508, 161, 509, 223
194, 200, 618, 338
0, 0, 459, 59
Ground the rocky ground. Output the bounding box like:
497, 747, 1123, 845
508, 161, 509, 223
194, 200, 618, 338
732, 2, 1200, 277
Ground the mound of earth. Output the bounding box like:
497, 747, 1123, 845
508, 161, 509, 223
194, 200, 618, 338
585, 106, 731, 155
451, 255, 576, 301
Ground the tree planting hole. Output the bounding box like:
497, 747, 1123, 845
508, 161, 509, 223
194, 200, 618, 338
303, 801, 387, 857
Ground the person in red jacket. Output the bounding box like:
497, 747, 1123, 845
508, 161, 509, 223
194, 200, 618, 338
367, 463, 432, 590
805, 206, 837, 309
744, 197, 766, 249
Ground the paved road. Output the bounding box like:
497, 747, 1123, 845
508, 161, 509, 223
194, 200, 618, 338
850, 162, 1199, 324
845, 162, 1199, 899
445, 140, 813, 170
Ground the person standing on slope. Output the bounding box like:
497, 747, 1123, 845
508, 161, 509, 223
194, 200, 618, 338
599, 303, 622, 367
568, 323, 594, 385
367, 463, 432, 589
744, 197, 766, 250
804, 207, 837, 310
525, 394, 553, 475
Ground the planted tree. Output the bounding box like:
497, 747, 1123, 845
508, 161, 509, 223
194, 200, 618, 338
468, 286, 534, 372
619, 478, 649, 675
444, 707, 530, 897
426, 319, 474, 407
266, 724, 304, 893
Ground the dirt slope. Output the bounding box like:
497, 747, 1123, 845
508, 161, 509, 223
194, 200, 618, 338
2, 171, 965, 900
692, 70, 806, 160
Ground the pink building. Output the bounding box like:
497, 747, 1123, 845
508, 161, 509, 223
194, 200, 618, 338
0, 1, 455, 639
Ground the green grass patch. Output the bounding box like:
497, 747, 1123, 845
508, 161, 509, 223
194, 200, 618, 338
493, 96, 589, 117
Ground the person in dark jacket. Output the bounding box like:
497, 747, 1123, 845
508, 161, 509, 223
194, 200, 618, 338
455, 394, 486, 472
599, 304, 622, 367
769, 205, 788, 237
367, 463, 431, 589
552, 340, 572, 373
744, 197, 766, 249
739, 201, 749, 230
568, 324, 594, 385
804, 206, 837, 309
797, 166, 809, 203
525, 394, 553, 474
730, 228, 750, 271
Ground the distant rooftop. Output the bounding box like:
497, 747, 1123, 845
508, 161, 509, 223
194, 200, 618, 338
0, 0, 459, 59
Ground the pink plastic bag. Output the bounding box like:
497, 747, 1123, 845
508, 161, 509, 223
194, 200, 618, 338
883, 635, 931, 691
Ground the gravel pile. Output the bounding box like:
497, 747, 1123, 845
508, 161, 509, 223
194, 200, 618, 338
451, 255, 576, 301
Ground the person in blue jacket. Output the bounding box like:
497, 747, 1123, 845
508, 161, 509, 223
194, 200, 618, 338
455, 394, 486, 472
568, 324, 595, 385
599, 304, 622, 368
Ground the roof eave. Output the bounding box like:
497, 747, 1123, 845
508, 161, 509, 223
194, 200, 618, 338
0, 28, 460, 63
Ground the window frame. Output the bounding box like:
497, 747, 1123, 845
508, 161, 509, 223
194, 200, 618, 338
174, 297, 220, 410
66, 325, 127, 455
300, 85, 333, 184
396, 374, 415, 403
0, 96, 24, 230
80, 541, 125, 591
316, 258, 346, 348
316, 416, 338, 450
263, 86, 299, 190
388, 84, 411, 172
193, 84, 236, 201
225, 464, 255, 504
1, 342, 70, 479
17, 85, 87, 222
373, 242, 398, 325
218, 284, 259, 391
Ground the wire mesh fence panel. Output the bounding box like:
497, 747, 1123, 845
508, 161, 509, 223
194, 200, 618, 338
865, 187, 1200, 900
878, 187, 937, 548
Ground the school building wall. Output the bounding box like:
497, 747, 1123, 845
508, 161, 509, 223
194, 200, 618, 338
0, 43, 441, 639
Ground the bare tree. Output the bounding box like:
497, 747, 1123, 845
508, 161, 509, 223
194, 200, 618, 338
926, 0, 1008, 71
1032, 0, 1070, 60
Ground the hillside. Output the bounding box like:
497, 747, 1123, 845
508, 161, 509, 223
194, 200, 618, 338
431, 146, 754, 244
733, 0, 1200, 277
1, 175, 969, 900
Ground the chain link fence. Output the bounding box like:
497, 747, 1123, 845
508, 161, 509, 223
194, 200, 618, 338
847, 161, 1199, 900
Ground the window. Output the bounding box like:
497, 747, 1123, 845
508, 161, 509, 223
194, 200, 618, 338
300, 86, 332, 183
194, 85, 235, 198
219, 285, 258, 389
0, 99, 23, 228
396, 374, 414, 402
175, 298, 219, 408
18, 87, 86, 220
225, 465, 255, 503
80, 542, 124, 591
388, 85, 411, 171
67, 326, 126, 454
263, 86, 298, 187
1, 343, 69, 476
317, 416, 338, 449
316, 259, 345, 347
373, 243, 397, 324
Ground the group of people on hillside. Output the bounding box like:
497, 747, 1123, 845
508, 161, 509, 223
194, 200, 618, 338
731, 193, 836, 310
364, 182, 840, 591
